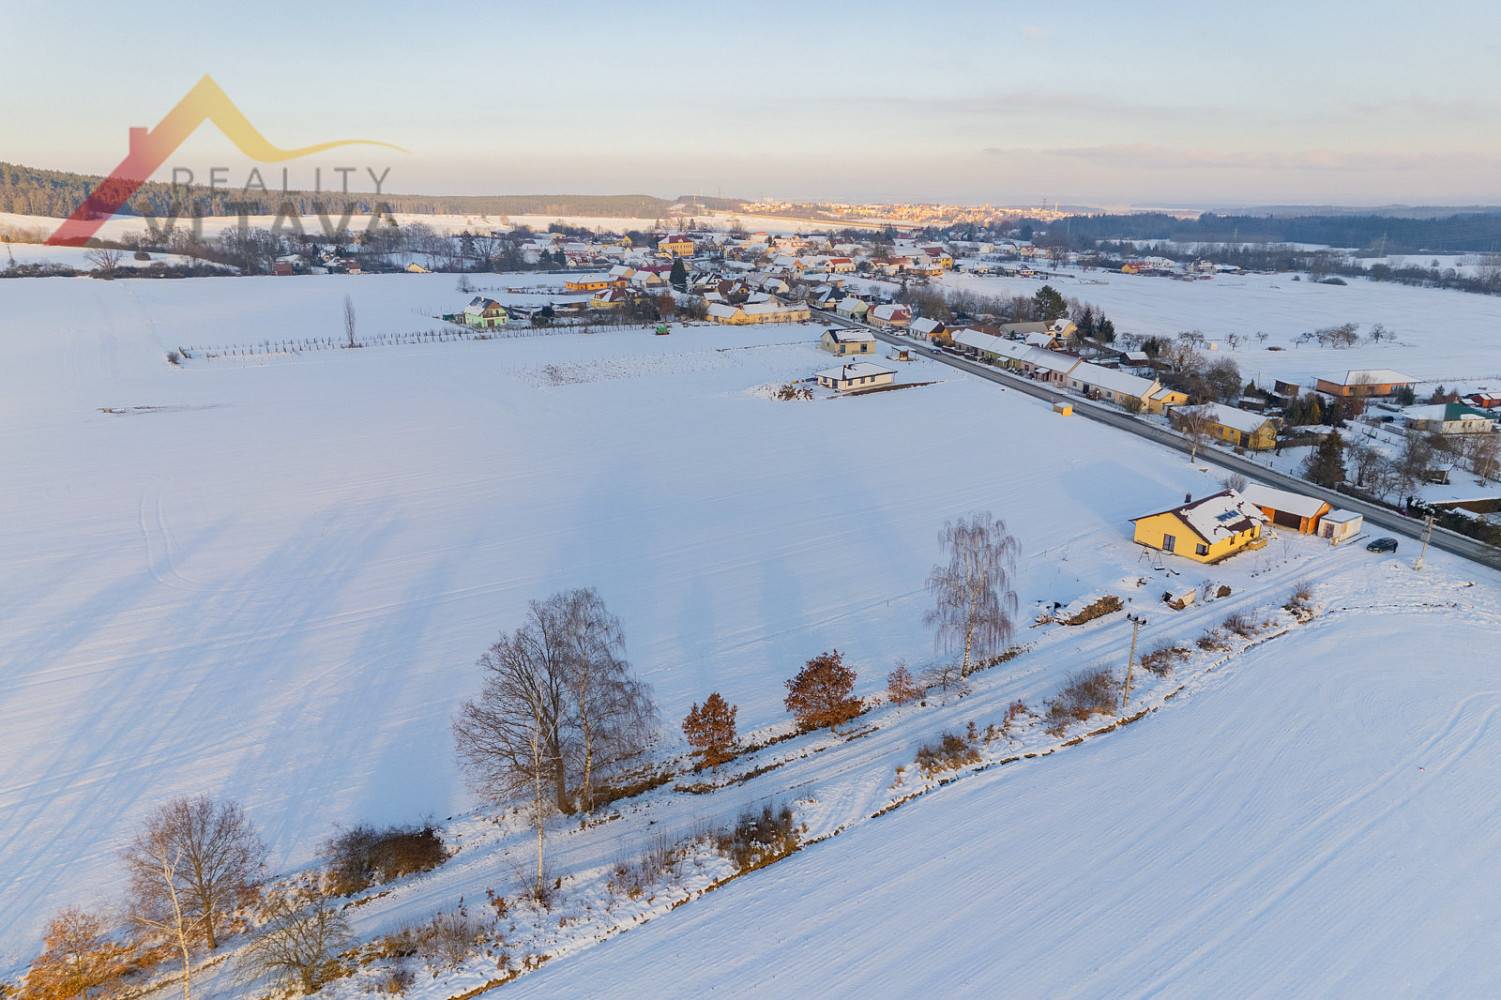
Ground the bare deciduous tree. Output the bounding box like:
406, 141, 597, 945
1173, 404, 1216, 462
924, 512, 1020, 678
123, 796, 266, 955
84, 246, 124, 277
1219, 471, 1249, 493
558, 588, 656, 812
453, 589, 656, 897
343, 295, 356, 348
1346, 440, 1384, 489
238, 889, 350, 996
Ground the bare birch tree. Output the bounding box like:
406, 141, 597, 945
123, 796, 266, 954
343, 295, 356, 348
924, 512, 1020, 678
558, 588, 656, 812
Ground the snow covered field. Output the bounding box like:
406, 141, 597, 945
2, 270, 1499, 995
509, 595, 1501, 999
931, 267, 1501, 389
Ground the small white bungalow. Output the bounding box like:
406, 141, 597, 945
815, 362, 897, 392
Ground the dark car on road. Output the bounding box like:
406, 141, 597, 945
1366, 537, 1399, 553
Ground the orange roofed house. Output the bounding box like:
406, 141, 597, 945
1314, 369, 1419, 398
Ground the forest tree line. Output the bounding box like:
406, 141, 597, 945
1027, 210, 1501, 255
0, 161, 693, 221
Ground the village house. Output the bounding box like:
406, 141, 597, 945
1149, 386, 1191, 411
909, 316, 947, 341
657, 235, 694, 257
814, 361, 896, 392
705, 298, 811, 325
1463, 390, 1501, 410
820, 328, 877, 356
918, 246, 954, 268
1240, 483, 1331, 534
998, 318, 1077, 343
1402, 403, 1497, 435
459, 296, 510, 328
950, 329, 1082, 384
1131, 490, 1266, 563
564, 275, 628, 293
1314, 369, 1419, 398
1170, 402, 1281, 450
589, 287, 631, 310
867, 303, 912, 329
836, 297, 870, 321
1066, 362, 1164, 412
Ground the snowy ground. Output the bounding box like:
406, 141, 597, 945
902, 266, 1501, 389
2, 270, 1499, 995
507, 587, 1501, 1000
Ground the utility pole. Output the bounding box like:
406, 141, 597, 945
1122, 613, 1145, 714
1414, 514, 1435, 571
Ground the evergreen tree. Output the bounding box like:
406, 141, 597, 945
1302, 431, 1347, 486
1033, 284, 1068, 322
670, 256, 688, 291
1076, 306, 1096, 339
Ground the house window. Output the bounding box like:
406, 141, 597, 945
1162, 534, 1176, 553
1196, 543, 1209, 556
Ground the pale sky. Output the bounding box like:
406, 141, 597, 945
5, 0, 1501, 208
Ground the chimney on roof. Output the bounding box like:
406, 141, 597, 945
1185, 492, 1192, 504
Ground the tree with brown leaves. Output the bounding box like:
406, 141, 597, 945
20, 907, 132, 1000
682, 693, 738, 773
886, 664, 921, 707
784, 650, 861, 733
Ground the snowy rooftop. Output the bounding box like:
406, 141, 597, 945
816, 362, 896, 380
1196, 402, 1274, 434
1241, 483, 1329, 519
1132, 489, 1265, 544
1072, 361, 1157, 398
1321, 369, 1419, 387
826, 328, 875, 343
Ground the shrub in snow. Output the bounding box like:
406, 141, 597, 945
1221, 611, 1257, 638
713, 804, 798, 873
1043, 667, 1121, 735
323, 823, 448, 897
914, 732, 980, 777
1140, 644, 1189, 677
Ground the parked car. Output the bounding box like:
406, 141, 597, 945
1366, 537, 1399, 553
